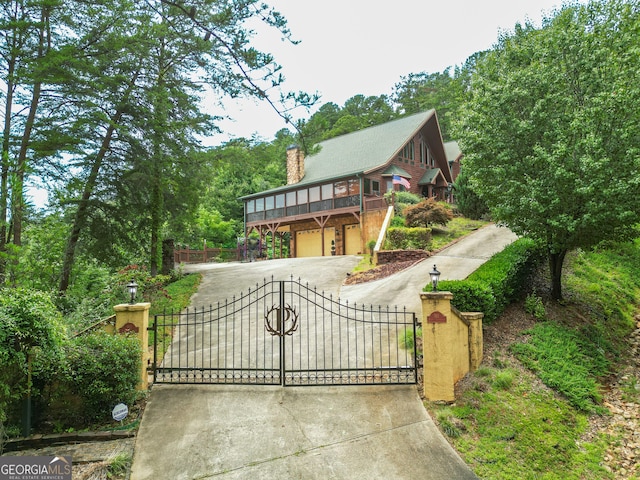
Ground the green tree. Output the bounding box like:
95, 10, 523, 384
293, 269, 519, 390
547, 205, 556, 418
0, 0, 63, 281
392, 69, 460, 140
453, 168, 488, 220
53, 0, 315, 290
456, 0, 640, 300
299, 95, 395, 144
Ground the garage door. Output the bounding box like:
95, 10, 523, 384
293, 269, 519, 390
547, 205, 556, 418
296, 228, 335, 257
344, 224, 362, 255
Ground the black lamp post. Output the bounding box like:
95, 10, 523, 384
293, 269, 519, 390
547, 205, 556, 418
127, 280, 138, 304
429, 265, 440, 292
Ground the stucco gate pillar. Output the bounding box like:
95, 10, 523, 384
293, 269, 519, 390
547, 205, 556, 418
114, 302, 151, 390
420, 291, 483, 402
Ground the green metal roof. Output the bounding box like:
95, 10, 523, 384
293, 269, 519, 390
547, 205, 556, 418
418, 168, 443, 185
381, 165, 412, 178
241, 110, 436, 199
299, 110, 435, 185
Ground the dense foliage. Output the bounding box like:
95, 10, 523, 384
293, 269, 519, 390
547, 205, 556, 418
385, 227, 432, 250
455, 0, 640, 299
452, 168, 488, 220
62, 332, 142, 422
0, 289, 65, 423
436, 238, 542, 322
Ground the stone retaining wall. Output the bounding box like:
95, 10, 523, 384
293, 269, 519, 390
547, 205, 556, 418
376, 249, 430, 265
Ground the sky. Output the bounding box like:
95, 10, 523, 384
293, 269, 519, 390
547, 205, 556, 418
208, 0, 569, 145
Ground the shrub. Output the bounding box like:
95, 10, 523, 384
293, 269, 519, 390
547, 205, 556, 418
453, 168, 489, 220
437, 280, 497, 320
524, 293, 546, 321
432, 238, 542, 323
404, 198, 453, 228
384, 191, 422, 215
0, 288, 65, 424
385, 227, 432, 250
390, 215, 405, 227
63, 332, 141, 422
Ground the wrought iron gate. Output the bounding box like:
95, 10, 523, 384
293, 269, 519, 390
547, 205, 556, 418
150, 277, 418, 386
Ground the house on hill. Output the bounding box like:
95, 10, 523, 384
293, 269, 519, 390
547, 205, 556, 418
241, 110, 461, 258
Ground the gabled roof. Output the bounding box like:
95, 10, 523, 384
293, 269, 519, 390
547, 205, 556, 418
298, 110, 435, 187
418, 168, 445, 185
381, 165, 412, 178
241, 110, 440, 199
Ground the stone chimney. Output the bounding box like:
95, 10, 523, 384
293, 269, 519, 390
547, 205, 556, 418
286, 145, 305, 184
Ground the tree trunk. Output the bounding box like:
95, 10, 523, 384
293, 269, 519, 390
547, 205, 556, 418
0, 56, 16, 280
12, 7, 48, 248
58, 120, 120, 293
58, 65, 140, 293
548, 249, 567, 301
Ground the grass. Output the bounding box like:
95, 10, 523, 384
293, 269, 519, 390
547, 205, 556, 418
510, 322, 609, 413
429, 361, 610, 480
149, 272, 202, 316
352, 254, 375, 273
430, 217, 487, 251
148, 273, 202, 360
426, 237, 640, 479
107, 452, 132, 479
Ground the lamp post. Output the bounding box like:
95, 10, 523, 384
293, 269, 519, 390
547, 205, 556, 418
429, 264, 440, 292
127, 280, 138, 304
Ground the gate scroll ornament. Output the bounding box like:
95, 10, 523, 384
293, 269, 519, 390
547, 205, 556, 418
265, 304, 299, 337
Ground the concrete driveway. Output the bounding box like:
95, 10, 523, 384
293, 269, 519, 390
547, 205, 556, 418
341, 224, 518, 313
130, 224, 516, 479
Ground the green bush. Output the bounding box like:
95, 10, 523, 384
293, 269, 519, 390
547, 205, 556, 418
524, 293, 546, 321
433, 238, 542, 323
385, 227, 432, 250
436, 280, 497, 320
0, 288, 65, 424
384, 191, 422, 214
389, 215, 405, 227
63, 332, 141, 421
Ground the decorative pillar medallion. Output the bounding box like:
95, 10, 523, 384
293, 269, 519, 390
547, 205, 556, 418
265, 304, 299, 336
118, 322, 140, 333
427, 311, 447, 324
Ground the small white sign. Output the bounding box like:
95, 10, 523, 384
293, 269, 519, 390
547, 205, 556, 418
112, 403, 129, 421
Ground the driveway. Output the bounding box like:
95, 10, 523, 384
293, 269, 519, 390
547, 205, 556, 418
130, 224, 517, 479
341, 224, 518, 313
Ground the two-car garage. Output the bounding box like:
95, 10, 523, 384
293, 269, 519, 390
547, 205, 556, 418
294, 223, 362, 257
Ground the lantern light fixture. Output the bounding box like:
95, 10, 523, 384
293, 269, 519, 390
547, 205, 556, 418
429, 265, 441, 292
127, 280, 138, 304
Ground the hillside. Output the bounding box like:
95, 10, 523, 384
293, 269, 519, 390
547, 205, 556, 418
427, 243, 640, 479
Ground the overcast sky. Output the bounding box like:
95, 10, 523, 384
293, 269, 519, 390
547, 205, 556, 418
207, 0, 571, 145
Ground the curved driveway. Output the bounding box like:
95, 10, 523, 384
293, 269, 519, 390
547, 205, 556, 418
131, 224, 516, 480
